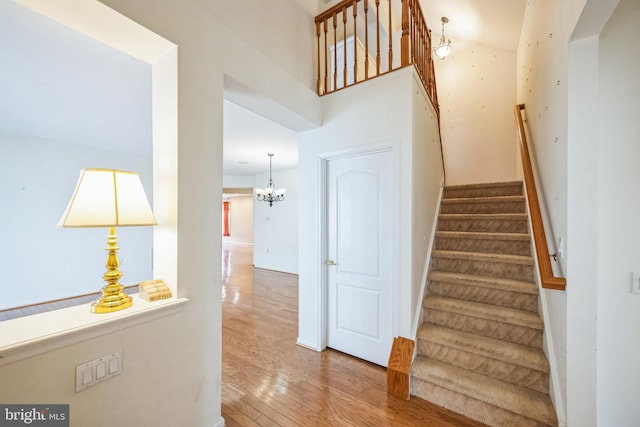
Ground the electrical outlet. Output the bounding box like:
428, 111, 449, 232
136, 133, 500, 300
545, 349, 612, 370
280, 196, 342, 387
632, 273, 640, 295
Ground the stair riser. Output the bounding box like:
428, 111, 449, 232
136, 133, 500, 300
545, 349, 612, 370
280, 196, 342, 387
412, 378, 554, 427
435, 236, 532, 256
440, 201, 526, 215
424, 310, 543, 348
443, 186, 523, 199
431, 257, 534, 282
428, 281, 538, 312
417, 341, 550, 394
438, 218, 529, 233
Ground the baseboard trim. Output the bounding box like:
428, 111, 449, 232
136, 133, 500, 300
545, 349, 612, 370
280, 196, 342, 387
296, 338, 319, 351
222, 242, 253, 247
410, 183, 444, 345
212, 416, 225, 427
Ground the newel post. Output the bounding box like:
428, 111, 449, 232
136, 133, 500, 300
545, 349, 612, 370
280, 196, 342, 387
401, 0, 410, 66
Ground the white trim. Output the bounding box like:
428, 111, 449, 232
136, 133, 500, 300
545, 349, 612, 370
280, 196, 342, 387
410, 182, 444, 348
522, 183, 567, 426
317, 154, 328, 352
296, 338, 318, 351
222, 242, 254, 248
0, 297, 188, 367
212, 417, 225, 427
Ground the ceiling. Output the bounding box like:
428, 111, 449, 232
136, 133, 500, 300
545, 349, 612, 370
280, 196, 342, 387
2, 0, 526, 178
223, 100, 298, 176
421, 0, 527, 52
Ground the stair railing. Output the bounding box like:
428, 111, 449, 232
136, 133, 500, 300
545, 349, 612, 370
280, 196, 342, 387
315, 0, 439, 119
514, 104, 566, 291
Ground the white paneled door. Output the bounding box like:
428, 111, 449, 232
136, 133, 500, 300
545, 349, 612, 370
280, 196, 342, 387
326, 150, 393, 367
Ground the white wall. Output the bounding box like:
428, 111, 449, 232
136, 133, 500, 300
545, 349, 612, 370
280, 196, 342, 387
520, 1, 636, 426
297, 67, 443, 351
435, 41, 518, 185
222, 196, 254, 246
517, 2, 588, 423
0, 134, 153, 309
567, 35, 599, 427
0, 1, 319, 427
594, 2, 640, 425
253, 168, 298, 274
209, 0, 318, 90
411, 76, 444, 320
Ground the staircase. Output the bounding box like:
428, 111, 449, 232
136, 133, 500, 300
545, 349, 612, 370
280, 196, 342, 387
412, 181, 558, 427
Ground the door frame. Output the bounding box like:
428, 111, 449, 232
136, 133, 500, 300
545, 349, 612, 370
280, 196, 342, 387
315, 142, 401, 353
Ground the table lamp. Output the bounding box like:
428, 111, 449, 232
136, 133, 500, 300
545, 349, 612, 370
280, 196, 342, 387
58, 168, 157, 313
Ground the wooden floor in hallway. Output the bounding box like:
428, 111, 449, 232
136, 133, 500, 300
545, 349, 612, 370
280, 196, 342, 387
221, 245, 488, 427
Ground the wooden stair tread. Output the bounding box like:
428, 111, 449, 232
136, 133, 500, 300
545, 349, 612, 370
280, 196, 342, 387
417, 324, 549, 372
424, 296, 543, 330
428, 271, 538, 295
412, 357, 557, 425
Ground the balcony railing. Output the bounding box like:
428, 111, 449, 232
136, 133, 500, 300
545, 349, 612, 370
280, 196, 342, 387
315, 0, 439, 117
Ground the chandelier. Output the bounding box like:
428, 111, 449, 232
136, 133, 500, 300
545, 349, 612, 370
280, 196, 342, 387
255, 153, 286, 207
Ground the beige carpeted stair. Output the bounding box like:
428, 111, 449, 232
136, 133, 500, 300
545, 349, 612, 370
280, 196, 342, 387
412, 181, 558, 427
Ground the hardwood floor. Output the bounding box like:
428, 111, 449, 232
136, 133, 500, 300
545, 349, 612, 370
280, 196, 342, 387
221, 245, 488, 427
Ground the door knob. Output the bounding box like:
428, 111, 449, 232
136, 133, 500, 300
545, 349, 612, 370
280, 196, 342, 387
326, 259, 336, 266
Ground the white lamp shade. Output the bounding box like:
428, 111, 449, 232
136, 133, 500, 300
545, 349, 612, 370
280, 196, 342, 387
58, 168, 157, 228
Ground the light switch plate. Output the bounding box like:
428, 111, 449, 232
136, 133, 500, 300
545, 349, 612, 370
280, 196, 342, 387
76, 351, 122, 392
632, 272, 640, 294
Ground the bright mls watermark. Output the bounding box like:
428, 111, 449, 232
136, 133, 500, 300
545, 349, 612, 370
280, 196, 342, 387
0, 405, 69, 426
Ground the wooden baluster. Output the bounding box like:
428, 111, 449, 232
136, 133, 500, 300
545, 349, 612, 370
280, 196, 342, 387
420, 23, 426, 82
400, 0, 409, 67
343, 6, 348, 87
427, 25, 432, 94
410, 0, 415, 65
353, 1, 358, 84
431, 27, 435, 108
324, 19, 329, 94
333, 13, 338, 91
416, 10, 421, 71
316, 21, 321, 94
416, 17, 421, 74
364, 0, 369, 79
388, 0, 392, 70
375, 0, 380, 75
419, 17, 424, 78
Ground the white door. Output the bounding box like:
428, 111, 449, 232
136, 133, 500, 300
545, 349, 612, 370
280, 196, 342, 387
326, 150, 393, 367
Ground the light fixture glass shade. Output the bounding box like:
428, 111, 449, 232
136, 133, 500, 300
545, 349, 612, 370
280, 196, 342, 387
58, 168, 157, 228
434, 41, 452, 59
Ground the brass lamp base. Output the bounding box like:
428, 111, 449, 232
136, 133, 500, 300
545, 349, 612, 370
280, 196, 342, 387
91, 290, 133, 313
91, 227, 133, 314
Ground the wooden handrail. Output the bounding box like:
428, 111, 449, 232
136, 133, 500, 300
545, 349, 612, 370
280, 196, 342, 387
514, 104, 566, 291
